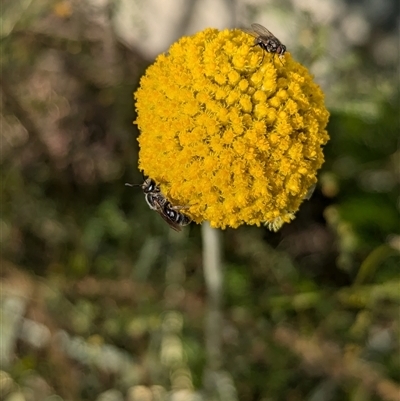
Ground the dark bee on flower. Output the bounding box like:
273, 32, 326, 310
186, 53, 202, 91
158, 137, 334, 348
243, 23, 286, 63
150, 193, 191, 232
126, 178, 191, 232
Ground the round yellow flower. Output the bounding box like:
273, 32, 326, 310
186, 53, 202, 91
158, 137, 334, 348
134, 28, 329, 230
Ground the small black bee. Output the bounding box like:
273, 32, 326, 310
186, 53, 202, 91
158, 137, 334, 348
150, 193, 191, 232
126, 178, 191, 232
244, 23, 286, 64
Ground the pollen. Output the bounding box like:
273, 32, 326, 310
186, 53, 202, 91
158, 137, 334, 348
134, 28, 330, 230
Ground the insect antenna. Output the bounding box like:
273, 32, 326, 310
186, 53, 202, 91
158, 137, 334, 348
125, 182, 141, 188
125, 169, 147, 187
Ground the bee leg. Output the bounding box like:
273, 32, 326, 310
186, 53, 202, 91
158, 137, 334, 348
170, 205, 190, 211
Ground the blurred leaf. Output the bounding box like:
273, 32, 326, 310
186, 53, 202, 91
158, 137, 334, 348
355, 244, 400, 285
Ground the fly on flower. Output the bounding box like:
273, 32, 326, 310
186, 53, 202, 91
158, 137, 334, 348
243, 23, 286, 64
126, 178, 191, 232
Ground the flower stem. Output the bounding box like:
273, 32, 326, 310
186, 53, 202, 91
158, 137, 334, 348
202, 221, 223, 371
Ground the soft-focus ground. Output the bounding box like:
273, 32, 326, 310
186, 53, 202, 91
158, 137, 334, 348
1, 0, 399, 400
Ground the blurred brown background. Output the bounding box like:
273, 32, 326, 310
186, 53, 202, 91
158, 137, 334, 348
1, 0, 399, 400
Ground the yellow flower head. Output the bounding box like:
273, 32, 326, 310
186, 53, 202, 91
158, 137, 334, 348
134, 28, 329, 230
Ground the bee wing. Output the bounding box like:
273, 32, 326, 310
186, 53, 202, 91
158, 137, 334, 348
250, 23, 275, 39
170, 204, 192, 226
157, 211, 182, 231
153, 198, 182, 231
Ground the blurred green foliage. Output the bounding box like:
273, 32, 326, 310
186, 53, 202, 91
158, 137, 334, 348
1, 1, 399, 401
